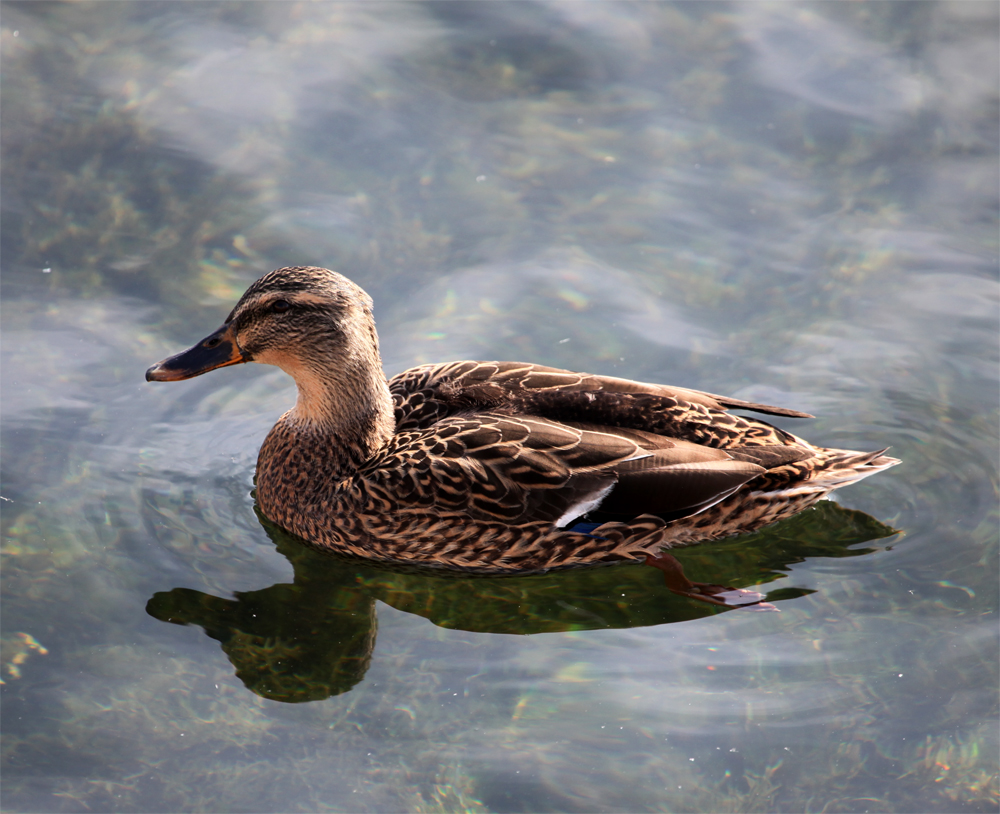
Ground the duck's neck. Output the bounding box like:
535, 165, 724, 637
255, 357, 395, 526
286, 355, 394, 461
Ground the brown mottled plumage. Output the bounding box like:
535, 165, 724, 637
146, 266, 899, 573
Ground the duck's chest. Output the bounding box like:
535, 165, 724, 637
253, 422, 362, 534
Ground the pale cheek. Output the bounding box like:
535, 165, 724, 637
250, 350, 321, 388
250, 348, 280, 366
252, 351, 328, 394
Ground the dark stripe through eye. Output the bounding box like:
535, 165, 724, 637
271, 299, 291, 313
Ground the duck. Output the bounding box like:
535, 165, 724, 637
146, 265, 899, 574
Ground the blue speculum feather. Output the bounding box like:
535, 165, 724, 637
566, 521, 602, 534
2, 3, 995, 812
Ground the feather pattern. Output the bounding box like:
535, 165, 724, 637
146, 266, 900, 573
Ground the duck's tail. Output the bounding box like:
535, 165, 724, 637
622, 446, 901, 550
508, 448, 901, 568
792, 446, 900, 492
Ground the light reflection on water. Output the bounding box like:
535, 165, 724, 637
2, 2, 997, 812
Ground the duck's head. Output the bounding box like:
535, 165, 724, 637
147, 266, 390, 428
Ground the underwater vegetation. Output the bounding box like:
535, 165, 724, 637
1, 2, 996, 812
0, 633, 48, 684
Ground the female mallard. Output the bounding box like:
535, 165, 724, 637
146, 266, 898, 574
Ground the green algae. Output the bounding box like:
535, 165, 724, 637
1, 2, 996, 812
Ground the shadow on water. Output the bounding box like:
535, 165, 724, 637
146, 501, 897, 703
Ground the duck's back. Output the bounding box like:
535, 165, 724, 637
388, 360, 812, 451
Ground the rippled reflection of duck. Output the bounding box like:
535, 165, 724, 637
147, 502, 899, 703
146, 266, 899, 574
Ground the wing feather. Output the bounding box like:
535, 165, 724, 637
389, 361, 813, 421
362, 413, 766, 526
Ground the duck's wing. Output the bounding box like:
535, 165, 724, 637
358, 413, 766, 527
389, 361, 812, 431
389, 361, 812, 450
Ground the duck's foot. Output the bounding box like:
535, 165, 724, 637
644, 552, 778, 611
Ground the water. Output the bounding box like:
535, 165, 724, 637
2, 2, 997, 811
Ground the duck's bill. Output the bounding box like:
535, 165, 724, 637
145, 324, 248, 382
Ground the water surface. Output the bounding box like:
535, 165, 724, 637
2, 3, 997, 812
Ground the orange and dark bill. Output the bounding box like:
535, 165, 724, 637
145, 324, 248, 382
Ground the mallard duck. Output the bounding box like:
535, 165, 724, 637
146, 266, 899, 574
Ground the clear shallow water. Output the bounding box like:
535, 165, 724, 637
1, 2, 997, 812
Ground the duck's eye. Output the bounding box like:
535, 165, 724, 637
270, 299, 291, 314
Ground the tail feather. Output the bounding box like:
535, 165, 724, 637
747, 447, 900, 502
807, 447, 900, 489
760, 447, 900, 498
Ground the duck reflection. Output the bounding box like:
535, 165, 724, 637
146, 501, 896, 703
